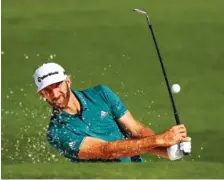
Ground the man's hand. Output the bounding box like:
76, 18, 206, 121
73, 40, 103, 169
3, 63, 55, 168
156, 125, 189, 147
167, 137, 192, 160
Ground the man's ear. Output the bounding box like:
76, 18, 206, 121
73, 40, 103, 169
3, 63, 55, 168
65, 75, 72, 88
38, 91, 46, 101
39, 91, 43, 97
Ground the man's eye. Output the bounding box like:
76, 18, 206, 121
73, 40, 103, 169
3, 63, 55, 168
56, 82, 62, 87
45, 89, 51, 94
51, 83, 60, 88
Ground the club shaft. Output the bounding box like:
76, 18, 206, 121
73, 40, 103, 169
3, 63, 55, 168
145, 15, 181, 125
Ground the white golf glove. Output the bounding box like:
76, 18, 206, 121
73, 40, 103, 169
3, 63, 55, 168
167, 137, 191, 161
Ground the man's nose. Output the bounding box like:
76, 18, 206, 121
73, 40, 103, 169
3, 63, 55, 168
51, 88, 60, 98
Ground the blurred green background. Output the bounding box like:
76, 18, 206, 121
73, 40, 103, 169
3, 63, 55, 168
1, 0, 224, 178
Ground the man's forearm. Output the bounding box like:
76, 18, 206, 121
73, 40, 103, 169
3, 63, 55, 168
101, 136, 160, 159
132, 127, 169, 158
149, 147, 169, 158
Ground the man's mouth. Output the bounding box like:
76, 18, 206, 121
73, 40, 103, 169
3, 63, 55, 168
53, 96, 63, 104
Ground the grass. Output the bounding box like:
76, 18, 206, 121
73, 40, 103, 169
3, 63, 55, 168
2, 161, 224, 179
1, 0, 224, 178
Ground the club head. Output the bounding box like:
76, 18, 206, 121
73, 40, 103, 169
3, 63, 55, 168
133, 9, 147, 15
133, 8, 151, 26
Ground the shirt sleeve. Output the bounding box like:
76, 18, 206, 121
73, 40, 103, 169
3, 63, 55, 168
99, 85, 128, 120
47, 128, 86, 160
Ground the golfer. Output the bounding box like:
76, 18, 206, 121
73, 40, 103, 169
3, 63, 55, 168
34, 62, 191, 162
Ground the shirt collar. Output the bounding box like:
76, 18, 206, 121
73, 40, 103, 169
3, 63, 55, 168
72, 90, 89, 111
51, 89, 89, 122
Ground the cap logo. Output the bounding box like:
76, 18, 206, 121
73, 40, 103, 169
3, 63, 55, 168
37, 71, 59, 83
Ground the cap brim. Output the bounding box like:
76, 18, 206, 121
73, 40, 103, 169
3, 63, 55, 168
37, 75, 67, 93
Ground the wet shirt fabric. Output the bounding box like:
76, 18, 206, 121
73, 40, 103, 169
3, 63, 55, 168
47, 85, 143, 162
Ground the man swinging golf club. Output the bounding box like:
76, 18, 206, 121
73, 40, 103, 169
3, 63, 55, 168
34, 62, 191, 162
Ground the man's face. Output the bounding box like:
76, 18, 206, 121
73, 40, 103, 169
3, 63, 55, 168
39, 80, 71, 109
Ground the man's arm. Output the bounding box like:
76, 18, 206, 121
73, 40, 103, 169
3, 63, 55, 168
98, 85, 187, 159
117, 111, 172, 159
79, 136, 158, 160
79, 125, 188, 160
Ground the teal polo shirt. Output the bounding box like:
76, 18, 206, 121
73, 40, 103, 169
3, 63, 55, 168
47, 84, 143, 162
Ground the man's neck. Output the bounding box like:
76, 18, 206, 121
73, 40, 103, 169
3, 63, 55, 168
61, 91, 81, 115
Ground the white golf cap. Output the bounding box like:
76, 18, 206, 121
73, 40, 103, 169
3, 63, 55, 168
34, 62, 67, 92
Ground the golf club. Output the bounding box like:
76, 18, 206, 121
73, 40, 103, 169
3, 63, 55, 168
133, 8, 189, 155
133, 8, 181, 125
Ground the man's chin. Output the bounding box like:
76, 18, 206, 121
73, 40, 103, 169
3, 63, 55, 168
54, 104, 66, 109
